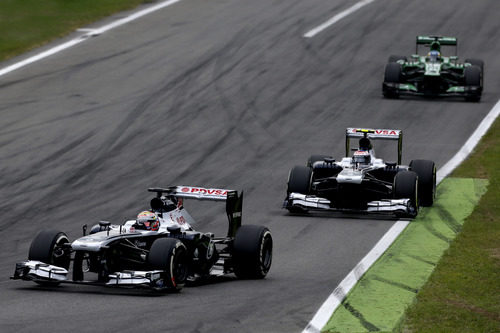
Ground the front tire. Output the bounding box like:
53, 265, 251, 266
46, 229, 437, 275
286, 165, 313, 213
410, 159, 436, 207
393, 171, 419, 217
148, 238, 188, 291
465, 58, 484, 85
28, 229, 71, 286
232, 225, 273, 279
383, 62, 402, 98
287, 165, 312, 194
464, 65, 482, 102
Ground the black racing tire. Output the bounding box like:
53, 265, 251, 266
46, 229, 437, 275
28, 229, 71, 286
232, 225, 273, 279
307, 155, 332, 167
388, 55, 407, 63
410, 159, 436, 207
465, 58, 484, 74
464, 65, 482, 102
465, 65, 481, 86
465, 59, 484, 93
384, 62, 402, 83
148, 238, 188, 291
287, 165, 312, 194
383, 62, 402, 98
393, 171, 419, 217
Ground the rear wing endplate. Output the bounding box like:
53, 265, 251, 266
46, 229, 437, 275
148, 186, 242, 237
345, 128, 403, 164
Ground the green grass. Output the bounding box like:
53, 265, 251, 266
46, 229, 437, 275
0, 0, 150, 62
400, 118, 500, 332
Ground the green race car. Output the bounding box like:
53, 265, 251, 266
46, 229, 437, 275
382, 36, 483, 101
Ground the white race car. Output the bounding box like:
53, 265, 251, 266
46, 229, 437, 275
284, 128, 436, 218
12, 186, 273, 292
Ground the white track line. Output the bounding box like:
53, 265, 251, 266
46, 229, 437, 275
0, 39, 85, 77
304, 0, 376, 38
303, 99, 500, 333
0, 0, 182, 78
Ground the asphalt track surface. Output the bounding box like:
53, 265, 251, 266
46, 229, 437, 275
0, 0, 499, 332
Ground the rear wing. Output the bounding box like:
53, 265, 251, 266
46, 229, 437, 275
148, 186, 242, 237
345, 128, 403, 164
416, 35, 457, 56
416, 36, 457, 45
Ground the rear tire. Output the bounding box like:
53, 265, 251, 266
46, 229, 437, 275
287, 166, 312, 194
410, 159, 436, 207
232, 225, 273, 279
148, 238, 188, 291
393, 171, 419, 217
383, 62, 402, 98
28, 230, 71, 286
464, 65, 481, 102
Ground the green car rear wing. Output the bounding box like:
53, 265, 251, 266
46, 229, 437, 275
416, 36, 457, 45
416, 36, 458, 56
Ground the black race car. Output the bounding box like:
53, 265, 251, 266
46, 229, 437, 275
12, 186, 273, 292
284, 128, 436, 218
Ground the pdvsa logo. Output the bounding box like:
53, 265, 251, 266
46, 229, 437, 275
375, 130, 398, 135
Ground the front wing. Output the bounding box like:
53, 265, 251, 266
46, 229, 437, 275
284, 192, 416, 217
12, 260, 169, 290
383, 82, 481, 98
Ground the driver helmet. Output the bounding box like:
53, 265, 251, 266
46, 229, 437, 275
428, 50, 441, 62
353, 150, 371, 165
359, 137, 372, 151
136, 211, 159, 231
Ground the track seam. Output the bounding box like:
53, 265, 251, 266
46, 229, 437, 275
342, 302, 379, 331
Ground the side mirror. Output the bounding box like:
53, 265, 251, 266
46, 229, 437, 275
167, 225, 182, 234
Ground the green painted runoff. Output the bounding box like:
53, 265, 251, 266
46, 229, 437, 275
323, 178, 488, 333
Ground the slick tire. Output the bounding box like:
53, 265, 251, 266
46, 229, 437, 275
393, 171, 419, 217
287, 165, 312, 194
465, 58, 484, 80
384, 62, 402, 83
410, 159, 436, 207
465, 58, 484, 88
232, 225, 273, 279
148, 238, 188, 292
464, 65, 482, 102
28, 229, 71, 286
383, 62, 402, 98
